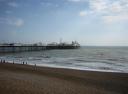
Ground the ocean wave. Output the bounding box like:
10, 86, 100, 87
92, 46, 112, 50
0, 47, 128, 73
37, 55, 51, 58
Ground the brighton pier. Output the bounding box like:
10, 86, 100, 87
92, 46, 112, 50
0, 41, 80, 53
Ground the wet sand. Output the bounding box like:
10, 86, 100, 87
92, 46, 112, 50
0, 63, 128, 94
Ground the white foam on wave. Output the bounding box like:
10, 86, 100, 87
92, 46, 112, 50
1, 47, 128, 73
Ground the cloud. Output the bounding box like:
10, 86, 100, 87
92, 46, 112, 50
68, 0, 86, 2
0, 17, 24, 27
68, 0, 81, 2
8, 2, 19, 7
41, 2, 52, 6
13, 19, 24, 27
40, 2, 59, 7
109, 1, 123, 13
89, 0, 108, 13
79, 0, 128, 23
79, 11, 87, 16
89, 0, 128, 14
103, 14, 128, 24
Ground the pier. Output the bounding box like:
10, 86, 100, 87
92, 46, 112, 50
0, 46, 46, 53
0, 41, 80, 53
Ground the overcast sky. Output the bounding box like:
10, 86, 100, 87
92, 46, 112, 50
0, 0, 128, 46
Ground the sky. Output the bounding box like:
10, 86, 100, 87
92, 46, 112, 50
0, 0, 128, 46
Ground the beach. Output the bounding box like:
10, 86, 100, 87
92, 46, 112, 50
0, 62, 128, 94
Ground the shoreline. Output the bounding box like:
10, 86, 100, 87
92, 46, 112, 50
1, 59, 127, 73
0, 62, 128, 94
30, 63, 128, 74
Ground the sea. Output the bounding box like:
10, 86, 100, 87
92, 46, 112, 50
0, 46, 128, 73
